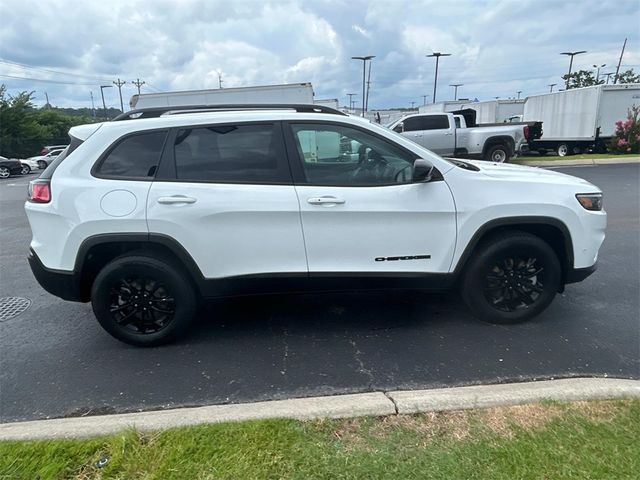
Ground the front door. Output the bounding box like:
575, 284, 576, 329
285, 121, 457, 274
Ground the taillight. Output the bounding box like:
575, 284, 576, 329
523, 125, 529, 141
28, 180, 51, 203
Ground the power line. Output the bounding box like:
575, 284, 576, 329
0, 74, 101, 86
0, 58, 113, 82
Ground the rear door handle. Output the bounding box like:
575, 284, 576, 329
157, 195, 197, 205
307, 196, 345, 205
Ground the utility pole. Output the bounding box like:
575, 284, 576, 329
90, 91, 96, 119
44, 92, 50, 108
410, 101, 416, 109
450, 83, 463, 101
516, 90, 522, 99
131, 78, 145, 95
113, 78, 126, 112
422, 94, 429, 106
427, 52, 451, 103
218, 71, 224, 89
613, 37, 627, 84
560, 50, 587, 89
347, 93, 357, 111
365, 61, 372, 111
100, 85, 113, 121
548, 83, 557, 93
352, 56, 375, 117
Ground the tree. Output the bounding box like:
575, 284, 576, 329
0, 85, 96, 158
561, 70, 603, 89
614, 69, 640, 84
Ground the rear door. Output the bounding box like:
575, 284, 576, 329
419, 115, 456, 155
147, 122, 307, 279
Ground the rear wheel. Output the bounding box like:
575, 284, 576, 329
461, 232, 561, 324
485, 144, 509, 163
37, 160, 47, 169
91, 255, 197, 346
20, 164, 31, 175
556, 143, 569, 157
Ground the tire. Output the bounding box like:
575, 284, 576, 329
556, 144, 569, 157
20, 164, 31, 175
485, 144, 509, 163
91, 255, 197, 346
38, 160, 47, 169
0, 166, 10, 179
460, 231, 561, 324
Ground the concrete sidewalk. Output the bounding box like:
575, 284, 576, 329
513, 157, 640, 167
1, 377, 638, 440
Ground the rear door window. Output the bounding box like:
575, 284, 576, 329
422, 115, 450, 130
172, 123, 291, 183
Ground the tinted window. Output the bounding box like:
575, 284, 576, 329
96, 131, 167, 178
174, 123, 289, 183
403, 117, 423, 132
422, 115, 449, 130
291, 123, 415, 186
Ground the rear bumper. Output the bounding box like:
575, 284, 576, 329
28, 249, 84, 302
565, 263, 597, 284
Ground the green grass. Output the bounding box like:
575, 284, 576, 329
516, 152, 639, 162
2, 399, 639, 479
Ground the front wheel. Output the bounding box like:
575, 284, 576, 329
556, 144, 569, 157
0, 166, 10, 179
460, 232, 561, 324
37, 160, 47, 169
485, 144, 509, 163
91, 255, 197, 346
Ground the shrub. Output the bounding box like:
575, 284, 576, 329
609, 105, 640, 154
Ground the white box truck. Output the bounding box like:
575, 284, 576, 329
523, 84, 640, 156
460, 99, 525, 124
129, 83, 315, 109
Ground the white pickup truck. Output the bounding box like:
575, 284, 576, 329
388, 112, 530, 162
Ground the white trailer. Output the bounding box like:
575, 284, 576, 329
523, 84, 640, 155
314, 98, 339, 109
418, 101, 467, 114
129, 83, 315, 109
460, 100, 525, 124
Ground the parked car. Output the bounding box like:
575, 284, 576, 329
26, 104, 606, 347
388, 111, 530, 162
39, 144, 68, 155
0, 156, 24, 178
28, 148, 66, 169
19, 158, 40, 174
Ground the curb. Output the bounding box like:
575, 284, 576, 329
1, 378, 638, 440
513, 157, 640, 167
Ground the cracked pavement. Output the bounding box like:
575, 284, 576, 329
1, 164, 639, 422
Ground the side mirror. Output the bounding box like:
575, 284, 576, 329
412, 159, 434, 182
394, 122, 404, 133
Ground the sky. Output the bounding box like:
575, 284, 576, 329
1, 0, 638, 110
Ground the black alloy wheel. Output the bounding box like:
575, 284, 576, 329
483, 256, 544, 313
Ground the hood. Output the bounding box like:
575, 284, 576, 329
461, 159, 599, 190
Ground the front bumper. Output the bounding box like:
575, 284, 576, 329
28, 249, 84, 302
565, 263, 597, 284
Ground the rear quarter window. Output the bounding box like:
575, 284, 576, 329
40, 136, 83, 180
94, 130, 168, 179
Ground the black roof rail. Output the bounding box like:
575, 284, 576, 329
112, 104, 347, 121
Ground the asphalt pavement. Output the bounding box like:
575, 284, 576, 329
1, 164, 639, 423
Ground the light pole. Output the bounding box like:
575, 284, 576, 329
99, 85, 113, 120
603, 72, 615, 84
347, 93, 357, 111
592, 63, 606, 83
351, 56, 375, 117
561, 51, 587, 89
422, 94, 429, 105
516, 90, 522, 99
450, 83, 463, 100
548, 83, 557, 93
410, 101, 416, 109
426, 52, 451, 103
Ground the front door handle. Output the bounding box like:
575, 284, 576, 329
157, 195, 197, 205
307, 196, 345, 205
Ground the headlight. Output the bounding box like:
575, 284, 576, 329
576, 193, 603, 211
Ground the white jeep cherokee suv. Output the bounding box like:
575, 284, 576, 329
25, 105, 606, 346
